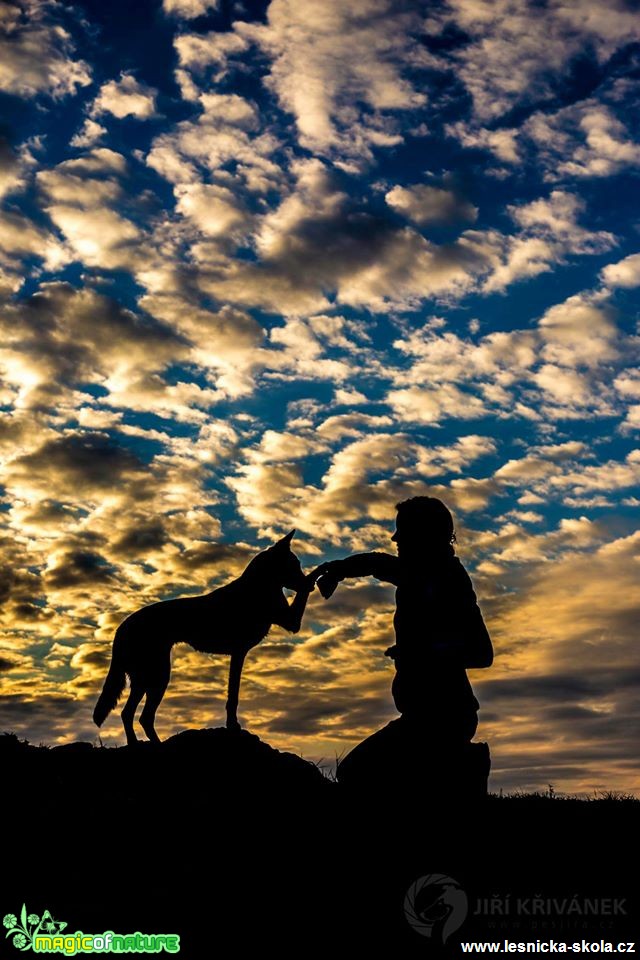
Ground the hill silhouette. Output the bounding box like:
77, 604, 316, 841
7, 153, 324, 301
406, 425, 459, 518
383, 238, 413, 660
2, 731, 637, 953
1, 728, 330, 815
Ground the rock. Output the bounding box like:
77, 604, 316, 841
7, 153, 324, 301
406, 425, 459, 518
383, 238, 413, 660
336, 717, 491, 799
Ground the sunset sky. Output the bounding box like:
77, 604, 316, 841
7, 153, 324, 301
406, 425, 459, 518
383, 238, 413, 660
1, 0, 639, 795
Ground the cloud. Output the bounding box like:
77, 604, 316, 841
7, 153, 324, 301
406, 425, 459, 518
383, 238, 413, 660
91, 73, 158, 120
174, 29, 250, 75
484, 191, 616, 292
384, 323, 537, 422
528, 291, 630, 419
227, 426, 499, 544
538, 293, 619, 368
0, 136, 28, 199
163, 0, 219, 17
0, 208, 52, 260
619, 406, 640, 433
44, 548, 117, 590
614, 372, 640, 403
200, 177, 618, 317
316, 413, 393, 442
0, 695, 95, 746
382, 276, 637, 425
476, 515, 608, 566
57, 148, 127, 175
385, 182, 478, 225
0, 208, 63, 285
475, 528, 640, 791
445, 122, 521, 164
147, 152, 619, 321
146, 91, 281, 193
601, 253, 640, 289
70, 119, 107, 149
525, 102, 640, 181
438, 2, 640, 195
37, 167, 122, 207
37, 152, 145, 271
174, 182, 250, 239
508, 192, 607, 248
262, 315, 362, 383
46, 205, 141, 268
439, 0, 640, 123
246, 429, 329, 465
0, 282, 184, 413
494, 441, 589, 486
195, 158, 504, 314
387, 382, 489, 424
480, 444, 640, 505
235, 0, 429, 160
0, 0, 91, 98
545, 450, 640, 496
6, 431, 150, 499
552, 0, 640, 50
138, 293, 265, 402
412, 435, 497, 477
443, 0, 571, 121
476, 672, 640, 793
0, 408, 245, 659
226, 460, 305, 535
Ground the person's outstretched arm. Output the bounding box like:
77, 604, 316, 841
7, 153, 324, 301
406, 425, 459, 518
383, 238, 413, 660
316, 552, 400, 597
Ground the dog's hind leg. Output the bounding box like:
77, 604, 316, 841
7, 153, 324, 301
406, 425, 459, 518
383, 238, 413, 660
122, 683, 145, 747
139, 685, 166, 744
140, 671, 169, 745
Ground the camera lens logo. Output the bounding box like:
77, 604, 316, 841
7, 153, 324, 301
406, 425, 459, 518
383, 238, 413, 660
404, 874, 467, 942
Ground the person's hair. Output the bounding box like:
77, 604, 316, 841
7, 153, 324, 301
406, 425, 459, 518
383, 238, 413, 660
395, 496, 456, 545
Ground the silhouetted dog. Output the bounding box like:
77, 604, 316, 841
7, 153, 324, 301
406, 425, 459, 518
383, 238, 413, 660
93, 531, 317, 745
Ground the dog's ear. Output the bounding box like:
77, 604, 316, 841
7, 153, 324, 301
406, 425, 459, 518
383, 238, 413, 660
274, 529, 295, 549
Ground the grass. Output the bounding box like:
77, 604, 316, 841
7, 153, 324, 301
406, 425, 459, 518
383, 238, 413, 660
490, 788, 638, 802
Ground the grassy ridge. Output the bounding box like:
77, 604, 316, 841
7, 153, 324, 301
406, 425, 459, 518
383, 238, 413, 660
2, 730, 637, 953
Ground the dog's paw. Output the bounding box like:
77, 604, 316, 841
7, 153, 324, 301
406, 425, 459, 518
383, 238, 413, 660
303, 572, 317, 592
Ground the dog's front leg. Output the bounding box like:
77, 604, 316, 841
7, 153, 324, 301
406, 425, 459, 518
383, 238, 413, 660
226, 650, 246, 732
285, 577, 316, 633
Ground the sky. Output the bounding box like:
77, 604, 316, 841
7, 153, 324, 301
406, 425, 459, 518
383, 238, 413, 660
0, 0, 639, 795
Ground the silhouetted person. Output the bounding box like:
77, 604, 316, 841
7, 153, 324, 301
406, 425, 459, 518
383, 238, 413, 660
317, 497, 493, 791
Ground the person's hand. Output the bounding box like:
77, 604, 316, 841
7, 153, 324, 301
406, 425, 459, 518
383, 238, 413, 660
310, 562, 342, 599
317, 574, 339, 599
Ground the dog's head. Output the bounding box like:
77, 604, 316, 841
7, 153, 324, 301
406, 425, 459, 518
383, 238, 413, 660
266, 529, 308, 591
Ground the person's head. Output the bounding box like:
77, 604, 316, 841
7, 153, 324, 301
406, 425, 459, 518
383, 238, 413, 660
391, 497, 455, 555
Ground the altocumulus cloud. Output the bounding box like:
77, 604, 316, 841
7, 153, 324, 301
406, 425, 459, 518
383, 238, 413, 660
0, 0, 638, 795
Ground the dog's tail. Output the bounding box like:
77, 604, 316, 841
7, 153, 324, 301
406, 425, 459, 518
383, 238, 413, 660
93, 627, 128, 728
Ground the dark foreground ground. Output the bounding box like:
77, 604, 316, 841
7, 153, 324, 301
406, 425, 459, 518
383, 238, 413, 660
1, 730, 637, 957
